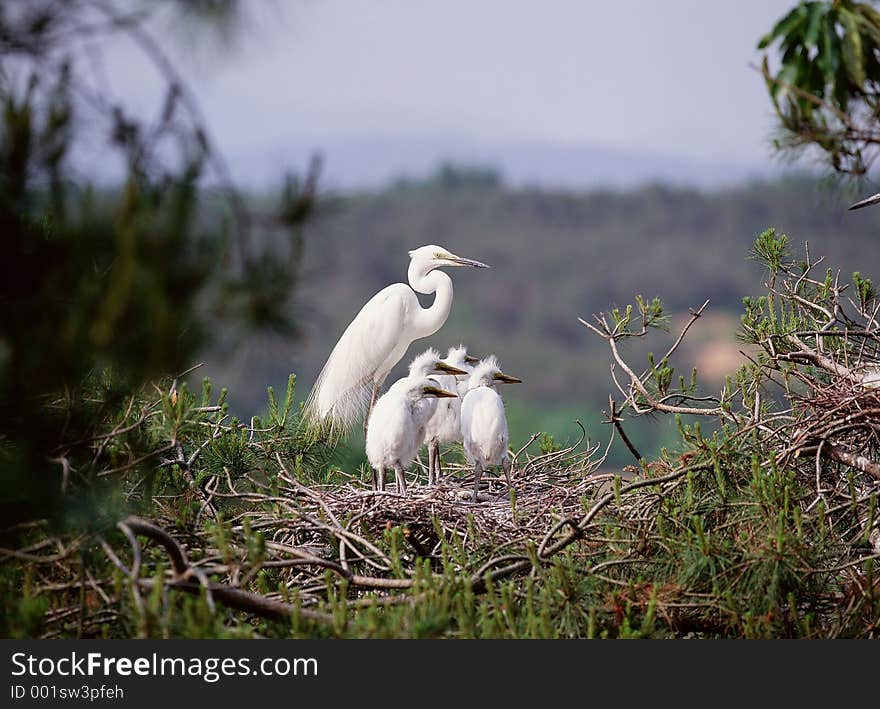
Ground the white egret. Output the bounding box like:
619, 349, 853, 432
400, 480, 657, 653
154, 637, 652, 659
303, 245, 490, 439
365, 376, 458, 495
406, 347, 468, 384
405, 347, 467, 447
460, 356, 522, 502
423, 345, 479, 485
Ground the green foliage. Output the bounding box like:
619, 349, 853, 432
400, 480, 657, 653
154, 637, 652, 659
0, 1, 316, 528
759, 1, 880, 173
202, 428, 255, 481
750, 227, 789, 275
854, 270, 874, 308
539, 432, 561, 455
759, 2, 871, 108
4, 237, 879, 639
0, 569, 48, 639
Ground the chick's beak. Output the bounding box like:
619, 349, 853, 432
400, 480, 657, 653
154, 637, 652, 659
493, 372, 522, 384
464, 354, 481, 364
423, 385, 458, 398
434, 361, 468, 375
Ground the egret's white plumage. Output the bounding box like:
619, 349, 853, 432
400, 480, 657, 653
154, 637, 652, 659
405, 348, 467, 444
423, 345, 478, 484
365, 375, 457, 495
460, 356, 522, 501
302, 245, 489, 439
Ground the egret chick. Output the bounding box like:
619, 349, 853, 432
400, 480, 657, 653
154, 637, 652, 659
406, 348, 467, 459
406, 347, 468, 384
423, 345, 479, 484
303, 245, 490, 439
366, 376, 458, 495
460, 356, 522, 502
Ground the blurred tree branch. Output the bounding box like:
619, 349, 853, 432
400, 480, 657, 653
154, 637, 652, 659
758, 1, 880, 175
0, 0, 319, 525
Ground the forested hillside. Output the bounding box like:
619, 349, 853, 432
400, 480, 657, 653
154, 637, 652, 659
208, 171, 880, 466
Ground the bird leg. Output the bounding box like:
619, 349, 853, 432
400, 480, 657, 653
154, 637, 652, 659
427, 438, 437, 486
394, 464, 408, 497
502, 457, 512, 487
472, 461, 483, 502
363, 382, 379, 438
372, 466, 385, 492
431, 439, 442, 484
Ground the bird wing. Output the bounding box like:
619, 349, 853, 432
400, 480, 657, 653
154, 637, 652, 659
423, 373, 462, 444
303, 283, 414, 438
461, 388, 508, 465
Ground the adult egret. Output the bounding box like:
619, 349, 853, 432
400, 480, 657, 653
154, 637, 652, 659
423, 345, 479, 485
365, 376, 458, 495
460, 356, 522, 502
303, 245, 490, 439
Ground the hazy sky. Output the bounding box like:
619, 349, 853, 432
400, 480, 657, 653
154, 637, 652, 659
99, 0, 797, 186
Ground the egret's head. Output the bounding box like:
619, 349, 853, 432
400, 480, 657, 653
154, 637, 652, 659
467, 355, 522, 390
408, 245, 491, 271
409, 348, 468, 378
444, 345, 480, 372
404, 376, 458, 401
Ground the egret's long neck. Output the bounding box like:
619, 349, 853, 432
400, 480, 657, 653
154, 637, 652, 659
408, 260, 453, 338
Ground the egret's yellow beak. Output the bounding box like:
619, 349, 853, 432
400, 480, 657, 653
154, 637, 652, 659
849, 192, 880, 211
423, 385, 458, 398
434, 361, 468, 375
444, 252, 491, 269
464, 354, 481, 364
492, 372, 522, 384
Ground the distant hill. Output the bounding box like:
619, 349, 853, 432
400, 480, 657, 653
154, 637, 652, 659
229, 135, 781, 192
201, 171, 880, 467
